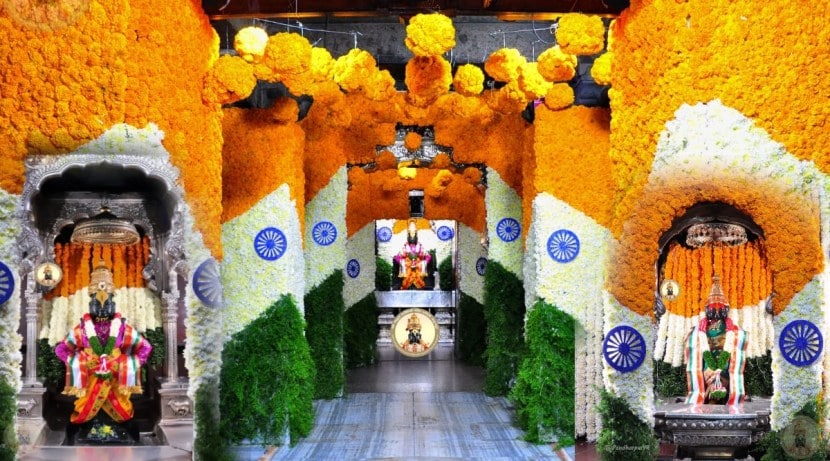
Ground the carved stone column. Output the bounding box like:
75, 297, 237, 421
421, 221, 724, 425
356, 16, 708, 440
17, 273, 47, 446
156, 281, 192, 451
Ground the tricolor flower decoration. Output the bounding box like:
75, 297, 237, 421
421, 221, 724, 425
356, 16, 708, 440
556, 14, 606, 56
405, 13, 456, 56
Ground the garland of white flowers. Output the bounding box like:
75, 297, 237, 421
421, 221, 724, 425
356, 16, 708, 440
344, 222, 375, 309
526, 192, 607, 440
305, 166, 347, 293
485, 167, 523, 278
0, 188, 22, 393
221, 184, 304, 339
457, 223, 486, 304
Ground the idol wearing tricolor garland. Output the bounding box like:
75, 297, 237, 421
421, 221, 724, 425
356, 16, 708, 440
55, 262, 152, 424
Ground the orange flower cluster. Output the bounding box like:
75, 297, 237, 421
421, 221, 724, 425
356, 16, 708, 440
221, 107, 306, 224
404, 131, 422, 151
255, 32, 312, 82
46, 238, 150, 300
537, 46, 578, 82
404, 13, 456, 57
662, 241, 772, 318
204, 55, 257, 105
609, 177, 821, 316
533, 105, 614, 228
405, 56, 452, 107
484, 48, 527, 83
556, 13, 605, 56
609, 0, 830, 236
453, 64, 484, 97
544, 84, 575, 111
347, 167, 485, 235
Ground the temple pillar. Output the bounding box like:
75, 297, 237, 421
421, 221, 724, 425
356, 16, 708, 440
156, 284, 193, 451
17, 274, 47, 446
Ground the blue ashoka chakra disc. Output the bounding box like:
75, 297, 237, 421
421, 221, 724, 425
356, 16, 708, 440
547, 229, 580, 263
193, 258, 223, 308
0, 261, 14, 305
377, 226, 392, 242
496, 218, 521, 242
312, 221, 338, 246
779, 320, 823, 367
476, 257, 487, 276
603, 325, 646, 373
347, 259, 361, 278
254, 227, 287, 261
436, 226, 454, 241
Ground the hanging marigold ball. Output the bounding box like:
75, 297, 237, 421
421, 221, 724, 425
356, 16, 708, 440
453, 64, 484, 96
405, 13, 456, 56
234, 26, 269, 63
537, 45, 578, 82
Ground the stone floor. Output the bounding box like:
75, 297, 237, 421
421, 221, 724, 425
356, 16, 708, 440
20, 344, 581, 460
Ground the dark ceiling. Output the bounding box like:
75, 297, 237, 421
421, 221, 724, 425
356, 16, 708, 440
203, 0, 629, 20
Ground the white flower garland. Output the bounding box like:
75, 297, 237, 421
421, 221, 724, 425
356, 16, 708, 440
0, 188, 22, 392
305, 166, 347, 293
457, 223, 486, 304
526, 192, 607, 440
221, 184, 304, 339
344, 222, 375, 309
602, 293, 655, 426
485, 167, 523, 278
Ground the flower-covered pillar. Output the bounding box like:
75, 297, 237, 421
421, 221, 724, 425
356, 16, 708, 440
304, 166, 348, 398
0, 189, 22, 453
482, 167, 525, 395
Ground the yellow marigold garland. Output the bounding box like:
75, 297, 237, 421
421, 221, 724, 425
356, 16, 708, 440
484, 48, 527, 83
591, 52, 613, 86
556, 13, 605, 56
404, 13, 456, 57
256, 32, 312, 82
233, 26, 269, 63
453, 64, 485, 96
537, 45, 578, 82
518, 62, 554, 99
332, 48, 378, 93
543, 83, 575, 110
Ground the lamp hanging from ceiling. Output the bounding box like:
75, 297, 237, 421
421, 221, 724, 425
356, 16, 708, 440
70, 207, 140, 245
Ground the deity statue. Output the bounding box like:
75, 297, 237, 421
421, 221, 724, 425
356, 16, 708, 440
684, 276, 747, 405
394, 220, 431, 290
55, 262, 152, 426
403, 313, 429, 353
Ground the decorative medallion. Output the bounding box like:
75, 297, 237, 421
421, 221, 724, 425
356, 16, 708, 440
35, 262, 62, 290
436, 225, 454, 241
780, 415, 821, 459
312, 221, 337, 246
0, 261, 13, 305
546, 229, 580, 263
779, 320, 823, 367
376, 226, 393, 242
254, 227, 287, 261
390, 308, 440, 357
346, 259, 360, 278
496, 218, 521, 242
603, 325, 646, 373
660, 279, 680, 302
476, 257, 487, 276
192, 258, 223, 308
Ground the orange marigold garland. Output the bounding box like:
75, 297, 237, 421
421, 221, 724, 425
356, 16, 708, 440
332, 49, 378, 93
543, 83, 575, 111
453, 64, 484, 96
591, 52, 613, 86
204, 55, 256, 105
256, 32, 312, 82
518, 63, 554, 99
537, 45, 578, 82
484, 48, 527, 83
405, 56, 452, 107
404, 131, 422, 151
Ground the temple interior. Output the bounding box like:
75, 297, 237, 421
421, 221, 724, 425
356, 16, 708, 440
1, 1, 829, 460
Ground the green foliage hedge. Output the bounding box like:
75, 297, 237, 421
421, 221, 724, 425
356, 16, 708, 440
511, 300, 575, 446
196, 376, 231, 461
304, 271, 345, 399
596, 388, 659, 461
375, 256, 392, 291
457, 292, 486, 366
220, 295, 316, 447
437, 256, 455, 291
0, 377, 16, 461
345, 293, 379, 368
482, 260, 525, 396
653, 352, 773, 400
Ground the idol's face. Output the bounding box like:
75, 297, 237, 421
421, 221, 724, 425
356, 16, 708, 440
705, 305, 728, 321
89, 295, 116, 320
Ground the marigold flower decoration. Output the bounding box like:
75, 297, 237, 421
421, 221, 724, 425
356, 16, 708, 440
332, 48, 378, 93
591, 52, 613, 86
376, 150, 398, 170
405, 13, 456, 57
544, 83, 574, 110
484, 48, 527, 82
366, 69, 397, 102
537, 45, 578, 82
268, 97, 300, 123
234, 26, 269, 63
518, 62, 554, 99
453, 64, 484, 96
404, 131, 422, 151
204, 55, 256, 105
405, 55, 452, 107
256, 32, 312, 82
556, 13, 605, 56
